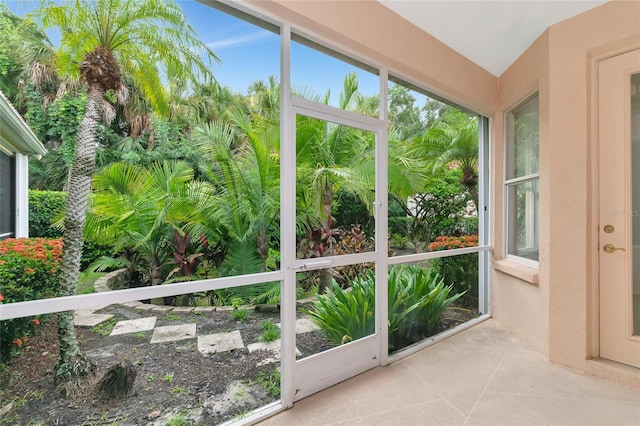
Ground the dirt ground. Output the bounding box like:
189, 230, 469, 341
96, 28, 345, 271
0, 304, 477, 426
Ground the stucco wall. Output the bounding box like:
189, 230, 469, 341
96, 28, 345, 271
492, 31, 550, 357
546, 0, 640, 370
495, 0, 640, 377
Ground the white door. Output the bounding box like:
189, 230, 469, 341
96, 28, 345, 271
287, 97, 386, 400
598, 48, 640, 368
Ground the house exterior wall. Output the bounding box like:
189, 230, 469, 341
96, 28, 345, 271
495, 0, 640, 385
1, 91, 46, 239
492, 31, 551, 357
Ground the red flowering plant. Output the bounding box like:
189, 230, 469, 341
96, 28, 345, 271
0, 238, 62, 363
428, 235, 479, 308
428, 234, 478, 251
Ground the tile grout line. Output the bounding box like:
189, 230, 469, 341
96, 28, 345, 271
401, 358, 470, 420
462, 348, 509, 426
501, 392, 551, 425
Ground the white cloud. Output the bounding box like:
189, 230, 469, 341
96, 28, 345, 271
206, 31, 271, 50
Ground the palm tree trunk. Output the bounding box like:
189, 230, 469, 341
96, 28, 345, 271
318, 187, 334, 294
54, 84, 103, 383
150, 257, 165, 305
461, 167, 479, 211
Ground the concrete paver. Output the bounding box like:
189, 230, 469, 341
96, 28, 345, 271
150, 323, 197, 344
74, 312, 114, 327
197, 330, 244, 355
110, 316, 157, 336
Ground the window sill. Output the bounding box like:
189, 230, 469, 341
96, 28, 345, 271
492, 259, 539, 284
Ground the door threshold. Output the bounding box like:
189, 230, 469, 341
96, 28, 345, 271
585, 358, 640, 391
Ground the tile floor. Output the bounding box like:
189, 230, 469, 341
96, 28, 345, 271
258, 319, 640, 426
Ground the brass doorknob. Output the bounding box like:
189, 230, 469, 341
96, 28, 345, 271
603, 243, 625, 253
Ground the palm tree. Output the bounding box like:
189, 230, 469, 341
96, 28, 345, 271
86, 161, 194, 289
189, 110, 280, 275
296, 73, 376, 293
421, 117, 479, 209
37, 0, 218, 382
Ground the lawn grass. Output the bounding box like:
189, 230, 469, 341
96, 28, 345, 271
76, 270, 107, 295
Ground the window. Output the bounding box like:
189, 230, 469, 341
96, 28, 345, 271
0, 150, 16, 240
505, 94, 539, 262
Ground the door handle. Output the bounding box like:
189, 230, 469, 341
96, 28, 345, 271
603, 243, 625, 253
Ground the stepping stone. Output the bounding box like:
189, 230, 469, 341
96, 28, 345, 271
247, 339, 301, 358
276, 318, 320, 334
296, 297, 315, 305
110, 317, 157, 336
74, 312, 113, 327
136, 304, 156, 311
150, 323, 197, 344
296, 318, 319, 334
151, 305, 173, 312
197, 330, 244, 355
171, 307, 194, 313
194, 306, 216, 313
121, 301, 142, 308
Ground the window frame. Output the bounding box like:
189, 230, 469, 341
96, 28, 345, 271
504, 93, 540, 266
0, 150, 16, 240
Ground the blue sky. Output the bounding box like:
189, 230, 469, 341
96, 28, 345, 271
4, 0, 381, 106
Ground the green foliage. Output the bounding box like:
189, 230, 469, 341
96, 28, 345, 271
256, 369, 280, 398
333, 190, 373, 236
387, 265, 463, 349
0, 5, 54, 102
392, 168, 473, 251
306, 274, 375, 345
76, 270, 105, 295
27, 92, 90, 191
91, 317, 120, 336
45, 94, 87, 164
28, 190, 66, 238
260, 321, 280, 342
231, 309, 249, 321
388, 85, 426, 140
211, 281, 285, 306
28, 190, 111, 269
0, 238, 62, 362
307, 266, 464, 350
429, 236, 479, 308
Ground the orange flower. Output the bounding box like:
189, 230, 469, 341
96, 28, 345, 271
0, 293, 4, 302
31, 319, 40, 326
12, 338, 22, 347
25, 267, 36, 275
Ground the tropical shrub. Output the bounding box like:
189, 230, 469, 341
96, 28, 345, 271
387, 265, 463, 349
307, 265, 464, 350
28, 190, 66, 238
0, 238, 62, 362
429, 235, 479, 307
306, 274, 376, 345
28, 190, 112, 269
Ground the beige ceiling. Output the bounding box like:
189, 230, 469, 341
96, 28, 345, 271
378, 0, 609, 76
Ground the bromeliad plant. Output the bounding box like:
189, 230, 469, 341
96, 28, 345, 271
306, 265, 464, 350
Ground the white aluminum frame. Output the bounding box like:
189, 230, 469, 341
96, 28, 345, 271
0, 2, 494, 423
288, 95, 387, 401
